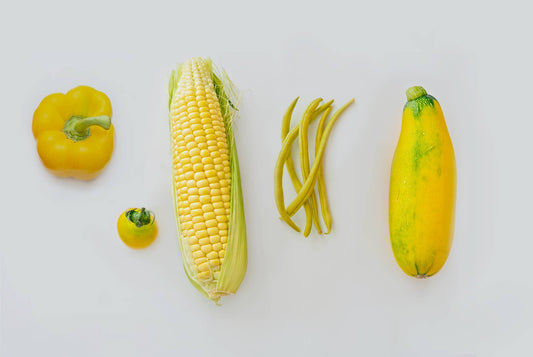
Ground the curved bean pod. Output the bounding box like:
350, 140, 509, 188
298, 99, 323, 234
280, 97, 312, 235
286, 99, 355, 216
315, 107, 333, 233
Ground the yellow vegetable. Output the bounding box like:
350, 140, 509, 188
117, 208, 158, 249
168, 57, 247, 303
298, 99, 324, 235
285, 99, 354, 216
275, 98, 353, 236
280, 99, 333, 236
32, 86, 114, 180
389, 86, 456, 278
315, 106, 333, 233
281, 98, 313, 236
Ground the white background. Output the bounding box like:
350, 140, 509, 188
1, 0, 532, 356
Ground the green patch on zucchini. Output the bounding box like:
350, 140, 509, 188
404, 95, 436, 118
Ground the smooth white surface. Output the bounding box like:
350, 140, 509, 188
1, 0, 532, 356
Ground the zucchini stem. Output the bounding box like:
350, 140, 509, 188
406, 86, 427, 101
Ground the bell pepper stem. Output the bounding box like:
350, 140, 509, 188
63, 115, 111, 142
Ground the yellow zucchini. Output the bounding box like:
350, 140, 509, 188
389, 86, 456, 278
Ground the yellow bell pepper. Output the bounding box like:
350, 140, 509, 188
32, 85, 114, 180
117, 208, 158, 249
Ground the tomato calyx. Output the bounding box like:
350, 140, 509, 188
125, 208, 154, 228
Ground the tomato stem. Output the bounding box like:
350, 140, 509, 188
63, 115, 111, 142
126, 208, 153, 227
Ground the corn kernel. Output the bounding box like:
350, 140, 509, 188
188, 187, 199, 195
190, 244, 200, 252
191, 209, 203, 217
197, 179, 209, 188
196, 230, 208, 238
195, 257, 207, 265
204, 212, 216, 220
190, 202, 202, 210
194, 222, 206, 230
192, 250, 204, 259
206, 251, 218, 260
198, 237, 210, 245
205, 219, 218, 228
198, 271, 211, 280
189, 148, 200, 156
198, 187, 210, 195
205, 170, 217, 178
198, 262, 209, 271
202, 204, 214, 212
194, 172, 206, 180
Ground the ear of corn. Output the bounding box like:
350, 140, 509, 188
169, 57, 247, 303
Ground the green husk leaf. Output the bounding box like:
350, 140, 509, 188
211, 63, 247, 297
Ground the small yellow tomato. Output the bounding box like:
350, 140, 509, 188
117, 208, 158, 249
